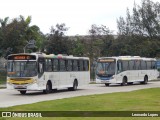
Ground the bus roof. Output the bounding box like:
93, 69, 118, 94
7, 53, 89, 60
98, 56, 156, 61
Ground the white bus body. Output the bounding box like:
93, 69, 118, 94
96, 56, 158, 86
7, 53, 90, 94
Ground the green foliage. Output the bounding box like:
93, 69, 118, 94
72, 39, 85, 56
0, 15, 45, 57
117, 0, 160, 38
0, 69, 6, 84
45, 23, 71, 55
88, 24, 114, 60
116, 0, 160, 57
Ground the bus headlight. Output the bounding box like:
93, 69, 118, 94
33, 79, 37, 83
7, 79, 11, 84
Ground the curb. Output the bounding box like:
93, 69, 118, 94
0, 84, 6, 88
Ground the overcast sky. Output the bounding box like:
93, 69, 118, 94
0, 0, 159, 35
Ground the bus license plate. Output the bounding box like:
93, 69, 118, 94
14, 85, 26, 89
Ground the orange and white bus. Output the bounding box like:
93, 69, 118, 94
7, 53, 90, 94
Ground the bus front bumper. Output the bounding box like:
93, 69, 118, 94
7, 83, 45, 91
96, 78, 116, 84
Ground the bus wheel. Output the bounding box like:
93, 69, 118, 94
105, 83, 110, 86
68, 80, 78, 91
141, 76, 148, 84
20, 91, 26, 95
43, 81, 52, 94
121, 77, 127, 86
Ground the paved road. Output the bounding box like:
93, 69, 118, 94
0, 81, 160, 108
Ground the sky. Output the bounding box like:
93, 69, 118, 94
0, 0, 159, 35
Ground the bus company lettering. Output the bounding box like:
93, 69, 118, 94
12, 112, 42, 117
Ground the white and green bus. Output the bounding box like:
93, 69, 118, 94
96, 56, 158, 86
7, 53, 90, 94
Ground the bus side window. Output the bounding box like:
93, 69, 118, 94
135, 60, 141, 70
129, 60, 135, 70
45, 59, 52, 72
60, 59, 66, 71
68, 60, 72, 71
53, 59, 59, 71
84, 60, 89, 71
117, 61, 122, 73
79, 60, 83, 71
73, 60, 78, 71
141, 60, 147, 70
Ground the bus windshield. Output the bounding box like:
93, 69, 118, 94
96, 60, 116, 77
7, 61, 37, 77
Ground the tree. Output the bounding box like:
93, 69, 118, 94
45, 23, 70, 55
116, 0, 160, 57
0, 17, 9, 29
0, 17, 9, 56
71, 36, 85, 56
117, 0, 160, 38
0, 15, 44, 57
88, 24, 114, 58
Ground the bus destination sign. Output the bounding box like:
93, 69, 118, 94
8, 55, 36, 60
14, 55, 30, 60
99, 59, 115, 62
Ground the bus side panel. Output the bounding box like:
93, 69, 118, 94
127, 70, 136, 82
148, 69, 158, 80
67, 71, 90, 87
45, 72, 59, 89
68, 71, 79, 87
58, 72, 69, 88
78, 71, 90, 86
115, 72, 123, 83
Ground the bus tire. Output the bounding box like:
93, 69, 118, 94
105, 83, 110, 86
20, 91, 26, 95
141, 76, 148, 84
121, 77, 127, 86
43, 81, 52, 94
68, 80, 78, 91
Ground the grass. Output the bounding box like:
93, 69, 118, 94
0, 77, 6, 84
0, 70, 6, 85
0, 76, 6, 89
0, 88, 160, 120
1, 88, 160, 111
0, 79, 6, 84
89, 81, 96, 84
